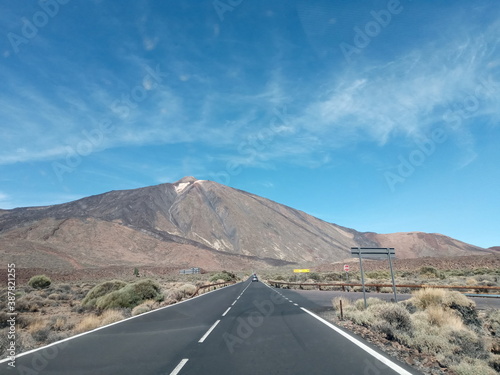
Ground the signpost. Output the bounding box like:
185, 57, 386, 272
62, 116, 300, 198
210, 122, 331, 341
350, 247, 397, 308
343, 264, 349, 283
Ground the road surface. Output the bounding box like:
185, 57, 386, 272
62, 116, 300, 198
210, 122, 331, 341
1, 279, 420, 374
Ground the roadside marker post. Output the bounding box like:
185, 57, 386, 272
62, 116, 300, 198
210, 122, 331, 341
343, 264, 349, 284
350, 247, 397, 308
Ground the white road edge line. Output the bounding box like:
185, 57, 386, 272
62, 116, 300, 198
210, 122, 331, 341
170, 358, 189, 375
198, 320, 221, 343
300, 308, 413, 375
222, 307, 231, 316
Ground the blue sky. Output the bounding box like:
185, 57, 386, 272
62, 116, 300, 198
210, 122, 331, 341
1, 0, 499, 248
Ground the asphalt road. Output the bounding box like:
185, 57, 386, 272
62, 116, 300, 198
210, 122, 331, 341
1, 279, 421, 375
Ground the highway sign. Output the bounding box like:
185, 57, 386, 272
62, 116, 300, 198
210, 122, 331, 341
350, 247, 398, 307
350, 247, 395, 258
293, 269, 310, 273
343, 264, 349, 272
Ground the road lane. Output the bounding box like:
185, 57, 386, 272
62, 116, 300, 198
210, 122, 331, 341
181, 281, 420, 375
0, 281, 248, 375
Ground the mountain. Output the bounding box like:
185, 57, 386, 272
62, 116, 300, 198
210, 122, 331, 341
0, 177, 491, 271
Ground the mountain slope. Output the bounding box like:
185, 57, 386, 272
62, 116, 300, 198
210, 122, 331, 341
0, 177, 491, 270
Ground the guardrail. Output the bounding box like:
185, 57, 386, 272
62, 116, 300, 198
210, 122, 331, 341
190, 280, 236, 297
268, 280, 500, 293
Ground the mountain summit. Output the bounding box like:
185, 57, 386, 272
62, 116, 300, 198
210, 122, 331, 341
0, 177, 490, 270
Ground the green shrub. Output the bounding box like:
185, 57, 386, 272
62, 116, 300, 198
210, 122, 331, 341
419, 266, 441, 278
209, 270, 236, 282
94, 279, 162, 310
366, 271, 390, 279
82, 280, 127, 307
28, 275, 51, 289
308, 272, 321, 281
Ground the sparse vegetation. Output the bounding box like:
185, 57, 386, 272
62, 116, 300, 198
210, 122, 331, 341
209, 270, 237, 283
28, 275, 52, 289
82, 280, 127, 307
93, 279, 162, 310
328, 289, 499, 374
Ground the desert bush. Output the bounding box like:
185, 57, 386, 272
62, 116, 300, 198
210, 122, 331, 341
132, 300, 157, 316
28, 319, 51, 342
450, 329, 488, 359
419, 266, 441, 278
28, 275, 51, 289
489, 355, 500, 372
411, 288, 450, 309
73, 315, 101, 333
51, 316, 68, 331
450, 358, 497, 375
99, 309, 125, 326
82, 280, 127, 307
484, 309, 500, 337
166, 284, 197, 301
426, 305, 463, 329
324, 272, 343, 281
372, 303, 412, 331
94, 279, 162, 310
332, 297, 352, 315
366, 271, 390, 279
209, 270, 236, 282
308, 272, 321, 281
16, 295, 49, 312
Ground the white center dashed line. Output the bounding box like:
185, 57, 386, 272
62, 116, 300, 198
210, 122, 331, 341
170, 358, 189, 375
198, 320, 221, 343
222, 307, 231, 316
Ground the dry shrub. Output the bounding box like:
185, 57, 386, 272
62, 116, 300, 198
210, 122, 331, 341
450, 358, 497, 375
27, 319, 50, 343
131, 300, 157, 316
426, 305, 464, 330
99, 310, 125, 326
51, 316, 68, 331
332, 297, 351, 312
166, 284, 197, 302
73, 314, 101, 333
411, 288, 447, 309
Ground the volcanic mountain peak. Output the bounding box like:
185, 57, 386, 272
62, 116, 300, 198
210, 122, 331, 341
0, 177, 493, 271
172, 176, 205, 194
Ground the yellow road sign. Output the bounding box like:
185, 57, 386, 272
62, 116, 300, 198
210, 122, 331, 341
293, 269, 310, 273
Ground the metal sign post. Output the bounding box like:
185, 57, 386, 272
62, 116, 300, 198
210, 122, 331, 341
351, 247, 397, 308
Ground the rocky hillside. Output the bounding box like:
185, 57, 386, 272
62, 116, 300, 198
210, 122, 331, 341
0, 177, 491, 270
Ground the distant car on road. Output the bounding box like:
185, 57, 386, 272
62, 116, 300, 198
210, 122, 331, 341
252, 275, 258, 282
